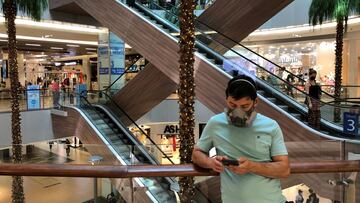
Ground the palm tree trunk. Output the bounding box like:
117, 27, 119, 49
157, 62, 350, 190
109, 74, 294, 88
178, 0, 196, 202
4, 0, 25, 202
333, 18, 344, 122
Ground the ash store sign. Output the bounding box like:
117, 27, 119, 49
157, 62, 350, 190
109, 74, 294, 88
163, 125, 180, 134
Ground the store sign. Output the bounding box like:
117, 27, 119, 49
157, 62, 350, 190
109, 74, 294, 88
279, 55, 299, 64
163, 125, 180, 134
99, 67, 109, 75
109, 32, 125, 86
343, 112, 359, 135
27, 85, 40, 110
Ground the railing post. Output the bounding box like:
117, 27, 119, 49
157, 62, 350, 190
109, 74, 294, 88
129, 177, 134, 203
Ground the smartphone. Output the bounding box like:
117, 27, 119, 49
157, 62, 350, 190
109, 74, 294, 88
221, 159, 239, 166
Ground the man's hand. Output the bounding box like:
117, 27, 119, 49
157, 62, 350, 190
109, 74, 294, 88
208, 156, 228, 173
228, 157, 253, 175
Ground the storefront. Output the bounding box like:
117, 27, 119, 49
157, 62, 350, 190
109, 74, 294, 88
228, 40, 336, 85
133, 122, 206, 164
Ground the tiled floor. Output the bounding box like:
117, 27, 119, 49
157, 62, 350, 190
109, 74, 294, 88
0, 142, 101, 203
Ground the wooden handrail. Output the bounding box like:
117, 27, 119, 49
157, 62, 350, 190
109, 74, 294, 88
0, 161, 358, 178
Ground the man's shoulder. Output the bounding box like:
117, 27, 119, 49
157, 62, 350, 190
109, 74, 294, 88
256, 113, 279, 126
210, 112, 227, 122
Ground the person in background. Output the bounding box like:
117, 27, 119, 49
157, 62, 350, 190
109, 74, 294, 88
305, 69, 321, 129
51, 78, 60, 108
285, 73, 295, 97
295, 190, 304, 203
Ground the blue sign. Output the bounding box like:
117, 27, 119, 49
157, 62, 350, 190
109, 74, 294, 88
75, 84, 87, 106
99, 68, 109, 75
343, 112, 359, 135
27, 85, 40, 110
111, 68, 124, 75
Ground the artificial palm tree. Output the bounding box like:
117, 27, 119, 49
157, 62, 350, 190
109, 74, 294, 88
178, 0, 196, 202
0, 0, 48, 202
309, 0, 360, 122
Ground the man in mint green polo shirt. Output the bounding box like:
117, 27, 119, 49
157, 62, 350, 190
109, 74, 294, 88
192, 75, 290, 203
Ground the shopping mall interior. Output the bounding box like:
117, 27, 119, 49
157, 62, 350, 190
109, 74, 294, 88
0, 0, 360, 202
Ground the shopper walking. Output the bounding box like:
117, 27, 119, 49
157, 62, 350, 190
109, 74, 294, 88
305, 69, 321, 129
51, 78, 60, 108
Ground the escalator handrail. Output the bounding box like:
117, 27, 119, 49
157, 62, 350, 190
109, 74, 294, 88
87, 90, 176, 165
138, 1, 357, 109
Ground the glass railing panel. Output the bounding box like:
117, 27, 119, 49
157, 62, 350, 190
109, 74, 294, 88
0, 175, 103, 202
286, 140, 343, 162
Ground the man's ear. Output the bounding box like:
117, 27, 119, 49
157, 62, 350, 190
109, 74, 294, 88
254, 98, 259, 107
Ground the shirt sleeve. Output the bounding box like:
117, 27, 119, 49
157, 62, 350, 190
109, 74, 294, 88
196, 117, 215, 153
271, 123, 288, 156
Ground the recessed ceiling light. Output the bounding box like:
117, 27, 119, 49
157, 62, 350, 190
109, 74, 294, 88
32, 54, 47, 57
67, 44, 80, 47
51, 47, 64, 50
26, 43, 41, 47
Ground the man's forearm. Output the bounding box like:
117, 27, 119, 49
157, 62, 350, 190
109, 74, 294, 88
249, 161, 290, 179
192, 150, 212, 169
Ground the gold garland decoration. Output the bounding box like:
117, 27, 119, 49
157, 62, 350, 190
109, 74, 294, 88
178, 0, 196, 202
4, 0, 25, 202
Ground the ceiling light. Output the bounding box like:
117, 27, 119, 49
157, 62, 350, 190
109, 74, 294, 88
85, 48, 97, 51
0, 17, 106, 34
26, 43, 41, 47
67, 44, 80, 47
51, 47, 63, 50
32, 54, 47, 57
0, 34, 98, 45
0, 39, 7, 42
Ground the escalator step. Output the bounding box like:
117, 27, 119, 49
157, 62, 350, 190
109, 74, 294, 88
148, 185, 164, 195
290, 113, 301, 119
207, 58, 215, 64
257, 90, 265, 95
320, 131, 330, 135
278, 105, 288, 111
267, 97, 277, 103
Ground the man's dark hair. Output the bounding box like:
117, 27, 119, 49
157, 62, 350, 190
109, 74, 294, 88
226, 75, 257, 100
309, 69, 317, 75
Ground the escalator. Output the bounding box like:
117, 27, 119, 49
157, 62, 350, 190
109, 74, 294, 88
77, 91, 215, 203
78, 96, 178, 203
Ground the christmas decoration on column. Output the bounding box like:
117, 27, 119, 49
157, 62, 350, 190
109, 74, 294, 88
178, 0, 196, 202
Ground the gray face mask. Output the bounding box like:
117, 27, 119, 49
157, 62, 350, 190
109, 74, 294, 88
225, 105, 257, 127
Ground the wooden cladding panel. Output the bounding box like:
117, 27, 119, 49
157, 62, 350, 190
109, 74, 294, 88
198, 0, 293, 53
112, 63, 178, 122
198, 0, 293, 40
51, 108, 118, 164
49, 0, 74, 9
